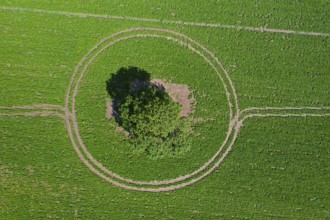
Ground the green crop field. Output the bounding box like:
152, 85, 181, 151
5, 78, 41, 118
1, 1, 329, 219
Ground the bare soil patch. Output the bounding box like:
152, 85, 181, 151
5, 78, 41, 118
106, 97, 113, 119
151, 79, 195, 117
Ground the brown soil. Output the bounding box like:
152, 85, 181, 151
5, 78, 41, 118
151, 79, 195, 117
106, 97, 113, 119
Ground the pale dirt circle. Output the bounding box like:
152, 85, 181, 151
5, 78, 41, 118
65, 27, 240, 192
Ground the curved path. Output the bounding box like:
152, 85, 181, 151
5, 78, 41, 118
1, 28, 330, 192
1, 105, 330, 192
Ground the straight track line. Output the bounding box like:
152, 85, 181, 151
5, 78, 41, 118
241, 106, 330, 114
0, 104, 65, 111
1, 6, 329, 37
242, 113, 330, 121
0, 104, 65, 119
0, 111, 65, 119
240, 106, 330, 122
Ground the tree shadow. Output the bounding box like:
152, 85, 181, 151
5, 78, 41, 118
106, 66, 164, 124
106, 66, 151, 101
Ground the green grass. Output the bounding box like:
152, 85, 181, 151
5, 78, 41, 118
1, 117, 329, 219
1, 10, 329, 108
75, 36, 229, 180
1, 1, 329, 219
1, 0, 329, 32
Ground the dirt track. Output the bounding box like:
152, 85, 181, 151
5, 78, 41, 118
1, 28, 330, 192
64, 28, 239, 190
2, 103, 329, 192
0, 105, 65, 118
1, 6, 329, 37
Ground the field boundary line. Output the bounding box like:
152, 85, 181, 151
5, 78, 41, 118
1, 6, 329, 37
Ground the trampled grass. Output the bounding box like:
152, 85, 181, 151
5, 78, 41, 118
1, 1, 329, 219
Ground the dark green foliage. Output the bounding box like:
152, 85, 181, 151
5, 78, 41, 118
119, 84, 191, 158
107, 67, 191, 158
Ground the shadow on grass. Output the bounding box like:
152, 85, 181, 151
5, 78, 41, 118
106, 66, 165, 123
106, 66, 151, 101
